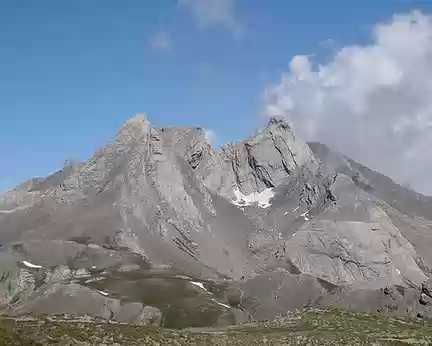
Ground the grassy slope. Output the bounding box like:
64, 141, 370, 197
2, 309, 432, 345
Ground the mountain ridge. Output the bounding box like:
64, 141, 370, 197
1, 114, 432, 327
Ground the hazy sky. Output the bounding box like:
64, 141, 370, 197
2, 0, 432, 193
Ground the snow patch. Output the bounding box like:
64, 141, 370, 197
154, 264, 171, 269
293, 206, 300, 212
97, 290, 109, 296
74, 268, 90, 277
84, 277, 104, 284
190, 281, 208, 292
0, 205, 28, 214
212, 298, 230, 309
300, 210, 310, 221
396, 269, 401, 275
284, 212, 288, 215
231, 188, 275, 208
22, 261, 42, 269
88, 244, 101, 249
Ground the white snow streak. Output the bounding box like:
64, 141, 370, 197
0, 205, 28, 214
231, 188, 275, 208
88, 244, 101, 249
396, 269, 401, 275
84, 277, 104, 284
190, 281, 208, 292
212, 298, 230, 309
97, 290, 109, 296
22, 261, 42, 269
293, 206, 300, 212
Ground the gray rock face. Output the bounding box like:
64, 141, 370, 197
286, 218, 425, 287
200, 117, 318, 199
309, 142, 432, 274
11, 282, 163, 326
1, 114, 432, 326
284, 175, 426, 288
423, 279, 432, 298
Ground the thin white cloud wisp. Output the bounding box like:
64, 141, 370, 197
179, 0, 242, 35
264, 10, 432, 195
149, 31, 173, 53
203, 128, 216, 145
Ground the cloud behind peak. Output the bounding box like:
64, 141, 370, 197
264, 10, 432, 194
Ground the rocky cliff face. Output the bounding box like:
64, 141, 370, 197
199, 117, 317, 199
1, 114, 432, 326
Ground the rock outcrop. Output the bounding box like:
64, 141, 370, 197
199, 117, 318, 200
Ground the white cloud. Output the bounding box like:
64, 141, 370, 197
149, 31, 173, 53
179, 0, 242, 35
264, 10, 432, 195
203, 128, 216, 145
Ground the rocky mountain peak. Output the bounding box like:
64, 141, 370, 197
123, 113, 149, 126
268, 115, 290, 126
3, 113, 432, 328
117, 113, 150, 144
200, 115, 317, 199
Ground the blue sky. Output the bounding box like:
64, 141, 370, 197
1, 0, 432, 192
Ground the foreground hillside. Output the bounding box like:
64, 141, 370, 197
2, 309, 432, 345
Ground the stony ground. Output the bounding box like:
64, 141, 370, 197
2, 309, 432, 345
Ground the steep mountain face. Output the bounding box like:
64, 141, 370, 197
195, 117, 318, 200
1, 114, 432, 327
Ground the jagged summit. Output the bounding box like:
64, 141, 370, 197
199, 115, 317, 197
268, 115, 290, 126
120, 113, 149, 131
116, 113, 150, 142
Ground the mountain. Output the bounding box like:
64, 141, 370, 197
1, 114, 432, 328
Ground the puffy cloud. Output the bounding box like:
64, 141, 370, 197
149, 31, 173, 53
264, 10, 432, 195
179, 0, 242, 35
203, 128, 216, 145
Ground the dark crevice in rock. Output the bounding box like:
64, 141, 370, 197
270, 131, 298, 169
172, 237, 197, 260
170, 223, 197, 260
269, 132, 291, 175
